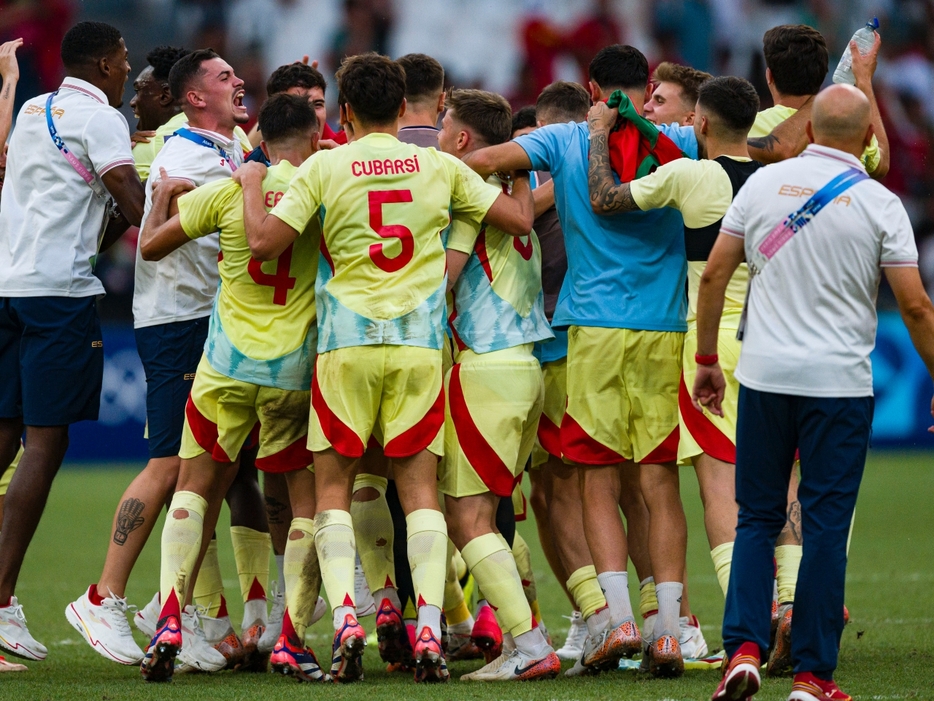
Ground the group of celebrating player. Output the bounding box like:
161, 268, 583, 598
0, 17, 890, 701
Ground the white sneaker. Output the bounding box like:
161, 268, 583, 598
66, 586, 143, 664
354, 555, 376, 617
0, 597, 47, 661
134, 592, 160, 639
258, 582, 284, 654
679, 615, 708, 659
176, 606, 227, 673
460, 646, 561, 681
555, 611, 586, 660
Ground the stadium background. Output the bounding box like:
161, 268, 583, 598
4, 0, 934, 458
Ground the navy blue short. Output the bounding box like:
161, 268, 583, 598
135, 317, 209, 459
0, 296, 104, 426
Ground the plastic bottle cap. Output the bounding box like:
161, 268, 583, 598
869, 17, 879, 29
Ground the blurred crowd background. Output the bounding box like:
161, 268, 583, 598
3, 0, 934, 318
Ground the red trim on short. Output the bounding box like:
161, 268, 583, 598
640, 425, 679, 465
474, 228, 493, 282
384, 386, 445, 458
311, 371, 365, 458
678, 375, 735, 464
185, 397, 233, 463
255, 434, 314, 473
537, 413, 562, 458
560, 413, 625, 466
367, 435, 382, 450
448, 364, 519, 497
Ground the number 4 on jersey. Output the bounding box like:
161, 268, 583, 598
248, 244, 296, 305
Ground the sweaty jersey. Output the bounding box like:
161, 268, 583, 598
271, 132, 500, 353
447, 176, 554, 354
177, 160, 319, 390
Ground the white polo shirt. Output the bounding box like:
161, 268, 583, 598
722, 144, 918, 398
132, 126, 244, 329
0, 77, 134, 297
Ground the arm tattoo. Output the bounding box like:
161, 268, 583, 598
588, 129, 638, 213
2, 85, 9, 100
747, 133, 780, 154
113, 498, 146, 545
786, 500, 802, 544
265, 496, 288, 525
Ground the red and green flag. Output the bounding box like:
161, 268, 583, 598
604, 89, 686, 181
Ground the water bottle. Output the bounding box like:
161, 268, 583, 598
833, 17, 880, 85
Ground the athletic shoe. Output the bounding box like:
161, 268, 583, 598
581, 620, 638, 670
611, 618, 643, 659
538, 620, 552, 647
680, 614, 709, 659
0, 597, 47, 661
270, 634, 328, 682
564, 638, 600, 677
0, 654, 27, 672
330, 613, 366, 682
461, 647, 561, 681
258, 582, 284, 654
648, 633, 684, 678
447, 620, 482, 661
201, 614, 245, 670
768, 604, 794, 677
413, 626, 449, 682
471, 605, 503, 663
140, 615, 181, 682
842, 605, 849, 627
556, 611, 587, 660
134, 592, 160, 639
176, 607, 227, 673
354, 556, 376, 618
66, 586, 143, 664
375, 598, 412, 665
711, 642, 760, 701
789, 672, 852, 700
239, 621, 268, 672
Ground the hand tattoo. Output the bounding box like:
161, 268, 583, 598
113, 498, 146, 545
588, 128, 638, 213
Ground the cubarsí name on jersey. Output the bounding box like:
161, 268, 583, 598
351, 155, 420, 177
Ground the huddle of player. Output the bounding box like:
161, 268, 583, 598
0, 19, 888, 697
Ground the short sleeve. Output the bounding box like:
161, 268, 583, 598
84, 108, 134, 177
271, 154, 321, 232
721, 179, 750, 240
629, 160, 685, 212
879, 195, 918, 267
447, 213, 481, 254
514, 122, 576, 172
133, 139, 157, 181
177, 179, 234, 239
657, 123, 699, 160
861, 134, 881, 174
447, 157, 501, 228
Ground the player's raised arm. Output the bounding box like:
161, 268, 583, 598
234, 161, 298, 261
139, 167, 196, 260
462, 141, 533, 179
586, 102, 640, 214
851, 31, 889, 180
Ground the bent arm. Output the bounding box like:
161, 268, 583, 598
446, 249, 470, 291
747, 99, 812, 163
462, 142, 533, 179
240, 175, 299, 260
587, 124, 638, 214
101, 164, 145, 227
886, 266, 934, 377
483, 175, 534, 236
139, 170, 195, 260
533, 178, 555, 218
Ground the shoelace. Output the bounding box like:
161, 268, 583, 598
9, 603, 27, 625
184, 606, 214, 648
561, 614, 587, 648
102, 589, 136, 638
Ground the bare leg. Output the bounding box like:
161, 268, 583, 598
226, 447, 268, 531
776, 468, 802, 547
530, 462, 571, 604
264, 472, 291, 557
694, 453, 738, 550
640, 462, 687, 584
618, 461, 652, 581
313, 448, 358, 513
579, 462, 628, 573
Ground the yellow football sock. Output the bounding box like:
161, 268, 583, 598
230, 526, 271, 603
462, 532, 532, 638
406, 508, 447, 609
711, 542, 734, 599
775, 544, 802, 604
639, 576, 658, 618
567, 565, 606, 619
284, 517, 320, 641
314, 509, 356, 615
192, 538, 224, 617
444, 539, 470, 625
350, 474, 396, 593
161, 491, 207, 613
511, 532, 538, 606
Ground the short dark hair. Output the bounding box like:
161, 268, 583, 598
511, 105, 537, 134
258, 93, 319, 143
446, 89, 512, 146
336, 53, 406, 126
763, 25, 828, 96
536, 81, 591, 124
168, 48, 220, 101
147, 46, 190, 83
60, 21, 123, 70
652, 62, 713, 109
266, 62, 327, 97
698, 76, 760, 134
589, 44, 649, 91
397, 53, 445, 102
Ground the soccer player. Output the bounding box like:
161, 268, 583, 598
137, 92, 324, 683
235, 52, 535, 683
396, 53, 445, 146
643, 62, 712, 127
436, 88, 559, 682
0, 20, 144, 662
462, 45, 696, 678
129, 46, 189, 174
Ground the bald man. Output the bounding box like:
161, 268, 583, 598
696, 84, 934, 701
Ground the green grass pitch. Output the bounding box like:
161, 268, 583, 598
2, 451, 933, 699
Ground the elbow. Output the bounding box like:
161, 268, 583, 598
139, 241, 165, 262
903, 297, 934, 326
505, 211, 534, 237
126, 207, 144, 228
248, 240, 277, 262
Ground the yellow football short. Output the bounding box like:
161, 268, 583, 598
678, 322, 740, 466
180, 356, 314, 473
310, 345, 444, 459
563, 326, 682, 465
0, 444, 21, 497
440, 344, 543, 498
531, 356, 567, 468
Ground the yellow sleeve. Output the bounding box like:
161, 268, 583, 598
862, 134, 881, 174
447, 156, 502, 228
628, 160, 686, 212
630, 160, 732, 229
447, 213, 481, 254
177, 179, 235, 239
270, 155, 321, 233
133, 140, 156, 182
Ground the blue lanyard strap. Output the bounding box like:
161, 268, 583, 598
168, 127, 237, 168
46, 90, 102, 192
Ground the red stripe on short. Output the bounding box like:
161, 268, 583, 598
311, 372, 365, 458
383, 386, 445, 458
448, 364, 518, 497
537, 412, 562, 458
678, 375, 735, 464
254, 434, 315, 473
560, 412, 625, 465
641, 425, 679, 465
185, 397, 233, 463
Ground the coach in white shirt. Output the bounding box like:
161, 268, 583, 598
693, 84, 934, 701
0, 21, 144, 661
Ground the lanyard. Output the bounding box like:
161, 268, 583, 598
168, 127, 239, 171
45, 90, 107, 198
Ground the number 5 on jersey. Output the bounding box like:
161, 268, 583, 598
368, 189, 413, 273
248, 244, 296, 305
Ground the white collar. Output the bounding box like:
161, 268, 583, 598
800, 144, 865, 171
59, 77, 108, 105
185, 125, 237, 149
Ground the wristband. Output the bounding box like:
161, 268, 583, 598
695, 353, 719, 366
